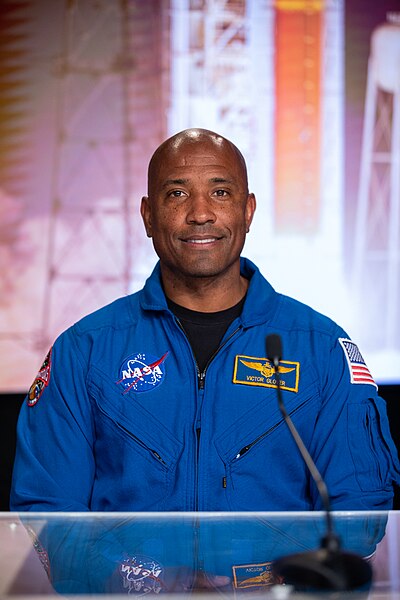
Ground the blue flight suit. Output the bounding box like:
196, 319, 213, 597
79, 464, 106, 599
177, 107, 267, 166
10, 258, 400, 512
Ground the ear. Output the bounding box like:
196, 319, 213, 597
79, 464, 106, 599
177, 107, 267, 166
140, 196, 152, 238
245, 193, 256, 233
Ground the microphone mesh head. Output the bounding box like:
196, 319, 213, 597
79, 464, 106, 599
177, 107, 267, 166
266, 334, 282, 362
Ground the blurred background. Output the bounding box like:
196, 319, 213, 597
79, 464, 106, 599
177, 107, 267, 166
1, 0, 400, 510
0, 0, 399, 391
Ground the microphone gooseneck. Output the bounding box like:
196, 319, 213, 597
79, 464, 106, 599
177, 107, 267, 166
265, 333, 373, 592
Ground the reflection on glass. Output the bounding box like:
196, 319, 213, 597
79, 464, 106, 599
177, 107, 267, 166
1, 511, 397, 596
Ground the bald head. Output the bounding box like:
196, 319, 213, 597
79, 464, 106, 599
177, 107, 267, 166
140, 127, 256, 308
147, 128, 249, 196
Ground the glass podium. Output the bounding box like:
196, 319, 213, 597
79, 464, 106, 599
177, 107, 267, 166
1, 511, 399, 598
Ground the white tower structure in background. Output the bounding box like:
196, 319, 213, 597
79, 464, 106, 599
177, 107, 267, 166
40, 0, 168, 351
169, 0, 345, 316
169, 0, 275, 256
353, 20, 400, 352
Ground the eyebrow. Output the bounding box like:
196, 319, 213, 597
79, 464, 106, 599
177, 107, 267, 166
161, 178, 188, 188
210, 177, 234, 184
161, 177, 234, 188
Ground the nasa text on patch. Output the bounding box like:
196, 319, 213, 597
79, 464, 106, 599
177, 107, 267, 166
233, 354, 300, 392
339, 338, 377, 389
116, 351, 168, 394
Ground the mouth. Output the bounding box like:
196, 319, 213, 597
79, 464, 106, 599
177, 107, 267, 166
183, 237, 220, 245
179, 233, 224, 247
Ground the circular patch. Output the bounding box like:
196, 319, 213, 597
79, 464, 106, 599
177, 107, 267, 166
119, 555, 164, 595
117, 351, 168, 393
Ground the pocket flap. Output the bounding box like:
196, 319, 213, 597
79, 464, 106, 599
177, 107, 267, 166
89, 365, 183, 468
215, 381, 318, 464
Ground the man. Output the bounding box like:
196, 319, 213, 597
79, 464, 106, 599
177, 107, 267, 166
11, 128, 400, 512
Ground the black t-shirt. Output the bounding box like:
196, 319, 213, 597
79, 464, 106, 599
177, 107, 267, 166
167, 295, 245, 373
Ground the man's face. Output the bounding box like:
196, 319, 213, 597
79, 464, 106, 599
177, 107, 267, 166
141, 135, 256, 284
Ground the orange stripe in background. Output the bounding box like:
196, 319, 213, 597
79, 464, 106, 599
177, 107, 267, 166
274, 0, 324, 233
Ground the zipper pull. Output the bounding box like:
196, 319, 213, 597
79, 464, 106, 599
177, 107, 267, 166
152, 450, 166, 465
235, 445, 250, 459
198, 371, 205, 390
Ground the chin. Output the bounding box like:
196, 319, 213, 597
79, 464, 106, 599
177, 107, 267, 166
180, 260, 235, 280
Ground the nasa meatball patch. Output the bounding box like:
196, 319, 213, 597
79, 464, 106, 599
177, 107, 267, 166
28, 348, 52, 406
116, 351, 168, 394
119, 555, 164, 595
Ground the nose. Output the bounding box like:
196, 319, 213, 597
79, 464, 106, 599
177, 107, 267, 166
186, 192, 216, 225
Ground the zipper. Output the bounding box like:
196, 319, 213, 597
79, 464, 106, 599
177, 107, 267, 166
198, 371, 205, 390
175, 316, 241, 390
234, 399, 308, 461
117, 422, 167, 467
174, 316, 242, 510
174, 317, 203, 510
195, 325, 242, 508
117, 421, 167, 466
196, 326, 241, 390
235, 424, 280, 459
195, 427, 201, 511
97, 404, 167, 467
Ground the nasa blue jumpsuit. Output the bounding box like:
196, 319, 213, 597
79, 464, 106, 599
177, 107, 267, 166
10, 258, 400, 512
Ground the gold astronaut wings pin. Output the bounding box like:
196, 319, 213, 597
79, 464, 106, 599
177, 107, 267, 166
239, 359, 294, 378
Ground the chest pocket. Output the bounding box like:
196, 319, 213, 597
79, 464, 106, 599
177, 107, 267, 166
214, 381, 319, 511
88, 366, 183, 510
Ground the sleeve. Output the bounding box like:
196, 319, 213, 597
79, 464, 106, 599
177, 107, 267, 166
309, 331, 400, 510
21, 519, 121, 594
10, 327, 96, 511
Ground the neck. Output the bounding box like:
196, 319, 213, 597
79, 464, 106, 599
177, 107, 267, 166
161, 266, 248, 312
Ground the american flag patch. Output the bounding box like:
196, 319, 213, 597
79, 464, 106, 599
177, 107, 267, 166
338, 338, 377, 389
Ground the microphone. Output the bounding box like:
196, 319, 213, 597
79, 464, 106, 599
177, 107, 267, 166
266, 333, 373, 592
